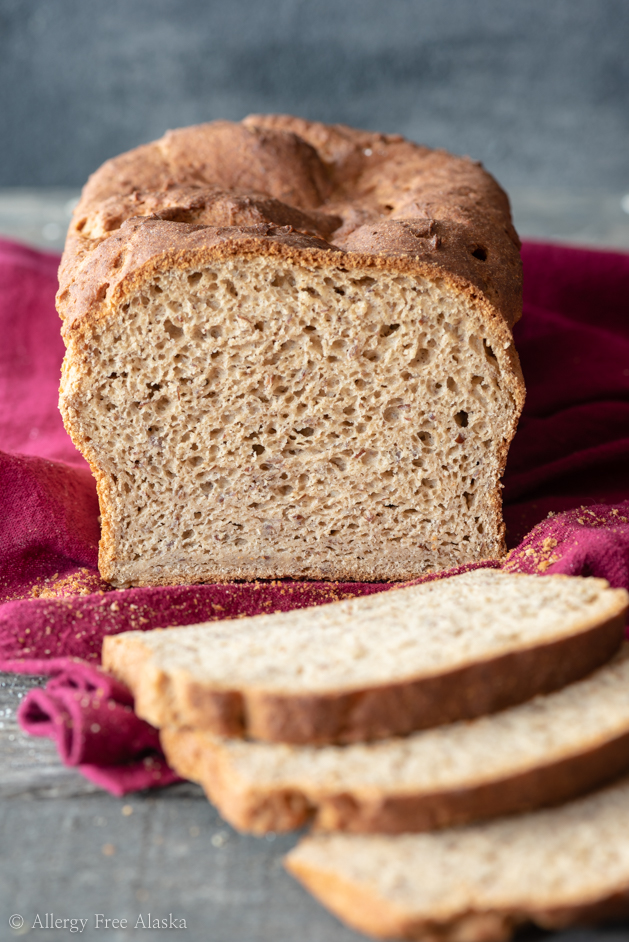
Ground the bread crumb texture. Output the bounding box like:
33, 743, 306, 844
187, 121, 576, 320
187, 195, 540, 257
159, 643, 629, 833
58, 116, 524, 586
103, 571, 627, 745
286, 775, 629, 940
104, 571, 626, 693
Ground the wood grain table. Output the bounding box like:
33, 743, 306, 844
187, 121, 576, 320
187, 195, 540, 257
1, 189, 628, 941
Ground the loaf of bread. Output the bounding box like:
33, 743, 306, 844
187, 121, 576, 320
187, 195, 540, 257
57, 114, 524, 586
102, 570, 628, 744
286, 776, 629, 941
160, 642, 629, 834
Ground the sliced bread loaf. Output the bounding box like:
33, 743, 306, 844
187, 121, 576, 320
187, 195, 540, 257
57, 115, 524, 587
160, 643, 629, 834
286, 775, 629, 941
102, 569, 628, 744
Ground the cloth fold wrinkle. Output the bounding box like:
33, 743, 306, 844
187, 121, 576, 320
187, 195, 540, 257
0, 236, 628, 794
17, 661, 182, 795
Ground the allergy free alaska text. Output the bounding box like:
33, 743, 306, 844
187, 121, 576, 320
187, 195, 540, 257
30, 912, 188, 931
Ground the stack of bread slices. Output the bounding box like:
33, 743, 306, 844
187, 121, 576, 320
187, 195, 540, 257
104, 569, 629, 942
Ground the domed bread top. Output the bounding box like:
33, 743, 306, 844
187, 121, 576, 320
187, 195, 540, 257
57, 116, 525, 586
57, 115, 522, 336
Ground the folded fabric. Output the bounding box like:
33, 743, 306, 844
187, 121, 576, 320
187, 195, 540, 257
503, 241, 629, 543
1, 235, 628, 794
12, 501, 629, 794
0, 239, 87, 467
17, 659, 180, 795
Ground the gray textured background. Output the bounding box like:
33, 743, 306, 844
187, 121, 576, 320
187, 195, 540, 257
1, 0, 629, 191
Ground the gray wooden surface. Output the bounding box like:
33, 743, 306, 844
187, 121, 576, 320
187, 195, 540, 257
0, 191, 628, 941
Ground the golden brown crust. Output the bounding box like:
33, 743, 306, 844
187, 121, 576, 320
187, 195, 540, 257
159, 726, 315, 834
531, 888, 629, 931
286, 855, 629, 942
58, 219, 338, 332
160, 716, 629, 836
58, 115, 522, 336
286, 853, 535, 941
285, 856, 418, 940
59, 116, 525, 587
103, 608, 626, 746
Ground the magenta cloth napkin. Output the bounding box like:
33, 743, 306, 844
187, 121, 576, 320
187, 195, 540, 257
503, 241, 629, 543
1, 235, 628, 794
17, 659, 178, 795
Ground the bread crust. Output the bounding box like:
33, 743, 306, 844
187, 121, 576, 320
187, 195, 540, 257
285, 855, 629, 942
102, 605, 627, 745
285, 850, 629, 942
58, 116, 525, 586
58, 116, 523, 335
160, 715, 629, 835
284, 859, 419, 940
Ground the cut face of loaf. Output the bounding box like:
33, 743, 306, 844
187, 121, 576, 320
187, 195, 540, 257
102, 570, 629, 745
160, 643, 629, 835
61, 245, 519, 585
58, 115, 525, 586
286, 776, 629, 942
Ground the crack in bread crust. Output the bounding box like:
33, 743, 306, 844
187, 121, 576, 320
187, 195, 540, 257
57, 116, 524, 586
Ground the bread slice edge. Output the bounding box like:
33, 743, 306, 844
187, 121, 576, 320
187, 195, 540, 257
286, 847, 629, 942
102, 602, 627, 744
159, 714, 629, 835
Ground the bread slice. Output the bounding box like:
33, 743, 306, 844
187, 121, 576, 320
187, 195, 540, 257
57, 115, 525, 587
102, 570, 628, 744
159, 642, 629, 834
286, 775, 629, 941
